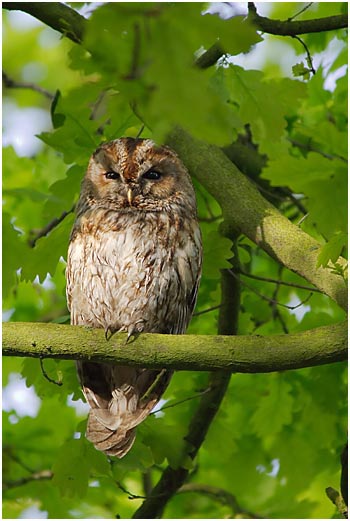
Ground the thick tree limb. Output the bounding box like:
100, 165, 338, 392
2, 321, 347, 373
166, 127, 348, 311
3, 2, 346, 63
2, 2, 87, 44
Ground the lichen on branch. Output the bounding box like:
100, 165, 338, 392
3, 321, 347, 373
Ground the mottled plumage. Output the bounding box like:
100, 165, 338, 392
66, 138, 202, 457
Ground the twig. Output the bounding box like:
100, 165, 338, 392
142, 470, 153, 497
340, 444, 348, 508
196, 184, 218, 221
178, 483, 262, 518
150, 387, 212, 415
292, 35, 316, 74
282, 189, 308, 215
116, 481, 148, 500
297, 213, 309, 227
288, 137, 348, 163
3, 71, 55, 100
326, 487, 348, 518
193, 304, 221, 317
39, 357, 63, 386
5, 450, 35, 474
3, 470, 53, 490
124, 22, 141, 80
136, 125, 145, 138
29, 206, 75, 247
89, 90, 108, 121
198, 215, 222, 223
238, 269, 322, 293
288, 3, 313, 22
270, 266, 290, 334
229, 269, 314, 311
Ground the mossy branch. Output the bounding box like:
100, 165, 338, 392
166, 127, 348, 311
3, 321, 347, 373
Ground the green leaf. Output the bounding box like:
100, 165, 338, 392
21, 358, 79, 401
262, 152, 347, 238
317, 232, 348, 268
52, 439, 90, 498
2, 213, 26, 296
21, 213, 75, 283
250, 374, 294, 441
43, 165, 83, 222
292, 62, 311, 80
199, 13, 263, 56
202, 230, 233, 279
140, 415, 193, 470
225, 65, 307, 145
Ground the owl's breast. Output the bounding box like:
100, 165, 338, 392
66, 211, 201, 335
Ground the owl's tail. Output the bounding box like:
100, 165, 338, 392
77, 361, 172, 458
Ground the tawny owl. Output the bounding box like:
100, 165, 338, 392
66, 138, 202, 458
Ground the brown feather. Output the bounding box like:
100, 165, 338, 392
66, 138, 202, 457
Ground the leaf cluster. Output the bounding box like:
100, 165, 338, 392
2, 2, 347, 519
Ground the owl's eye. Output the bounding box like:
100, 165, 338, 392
143, 170, 162, 181
105, 171, 120, 180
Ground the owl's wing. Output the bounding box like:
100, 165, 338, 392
170, 227, 202, 335
170, 273, 200, 335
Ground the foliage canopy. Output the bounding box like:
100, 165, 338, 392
2, 2, 347, 519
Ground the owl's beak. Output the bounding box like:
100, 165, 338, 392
127, 188, 133, 206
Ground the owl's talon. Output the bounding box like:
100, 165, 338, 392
125, 325, 142, 344
105, 326, 114, 341
125, 331, 136, 345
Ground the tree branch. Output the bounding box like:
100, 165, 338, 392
3, 322, 347, 374
28, 207, 75, 247
325, 487, 348, 518
166, 127, 347, 311
197, 5, 347, 68
238, 269, 322, 293
2, 2, 87, 44
3, 470, 53, 491
3, 2, 346, 74
178, 483, 261, 518
2, 71, 54, 100
247, 3, 347, 35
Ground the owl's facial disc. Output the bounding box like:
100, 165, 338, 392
83, 137, 195, 213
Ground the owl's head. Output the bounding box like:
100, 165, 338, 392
78, 138, 197, 215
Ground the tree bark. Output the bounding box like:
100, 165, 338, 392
166, 127, 348, 311
3, 321, 347, 373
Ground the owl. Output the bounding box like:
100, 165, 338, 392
66, 138, 202, 458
